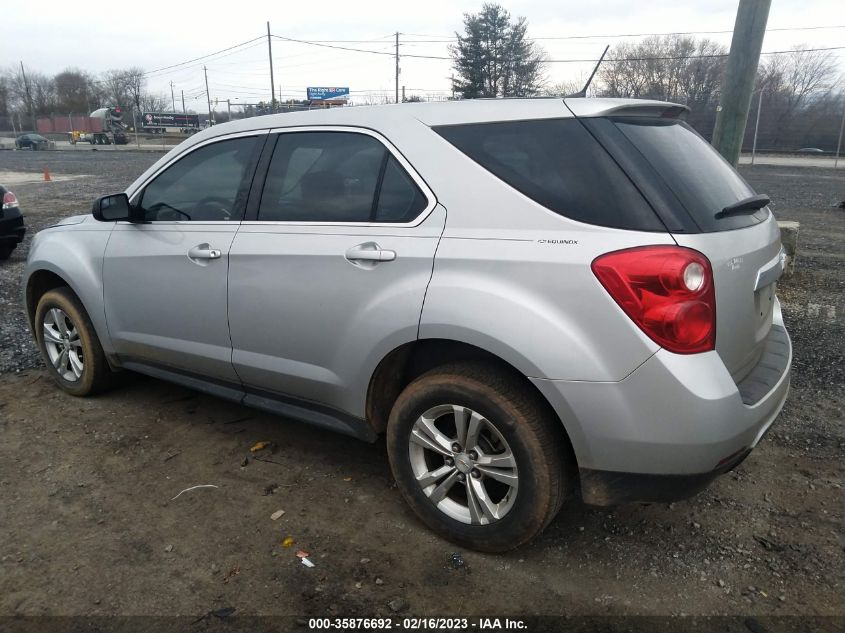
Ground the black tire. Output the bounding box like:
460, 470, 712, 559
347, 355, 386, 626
0, 245, 13, 260
34, 287, 114, 396
386, 362, 570, 552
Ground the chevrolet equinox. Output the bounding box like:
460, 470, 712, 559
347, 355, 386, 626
24, 98, 791, 551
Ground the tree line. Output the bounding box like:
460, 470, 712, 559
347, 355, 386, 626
0, 66, 170, 129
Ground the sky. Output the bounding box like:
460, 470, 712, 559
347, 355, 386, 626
3, 0, 844, 114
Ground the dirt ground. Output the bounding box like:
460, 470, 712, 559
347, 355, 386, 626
0, 149, 842, 627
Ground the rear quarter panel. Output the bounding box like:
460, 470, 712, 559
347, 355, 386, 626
420, 224, 673, 382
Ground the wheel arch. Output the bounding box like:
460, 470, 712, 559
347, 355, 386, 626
24, 263, 116, 363
365, 338, 580, 473
25, 268, 74, 330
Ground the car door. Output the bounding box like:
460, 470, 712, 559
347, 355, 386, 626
228, 127, 445, 417
103, 132, 264, 384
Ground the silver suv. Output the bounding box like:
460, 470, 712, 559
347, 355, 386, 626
24, 98, 791, 551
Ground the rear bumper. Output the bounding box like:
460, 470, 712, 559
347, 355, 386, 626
578, 447, 752, 506
531, 300, 791, 506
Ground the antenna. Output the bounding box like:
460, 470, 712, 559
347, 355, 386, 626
566, 45, 610, 98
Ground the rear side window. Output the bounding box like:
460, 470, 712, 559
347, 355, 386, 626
434, 119, 664, 231
258, 131, 427, 223
375, 156, 429, 223
612, 118, 765, 232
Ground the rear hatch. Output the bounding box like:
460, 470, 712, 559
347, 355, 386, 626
577, 109, 782, 381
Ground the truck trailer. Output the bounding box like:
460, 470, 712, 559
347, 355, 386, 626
141, 112, 200, 134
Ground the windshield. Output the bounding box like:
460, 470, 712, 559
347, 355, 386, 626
611, 118, 767, 232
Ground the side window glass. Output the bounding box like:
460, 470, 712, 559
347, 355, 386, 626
140, 136, 257, 222
375, 156, 428, 223
258, 132, 386, 222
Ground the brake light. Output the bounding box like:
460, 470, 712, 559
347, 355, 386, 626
2, 191, 18, 209
591, 246, 716, 354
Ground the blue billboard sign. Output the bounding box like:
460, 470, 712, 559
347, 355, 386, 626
307, 87, 350, 101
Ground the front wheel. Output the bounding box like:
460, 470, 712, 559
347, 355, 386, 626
34, 287, 114, 396
386, 362, 569, 552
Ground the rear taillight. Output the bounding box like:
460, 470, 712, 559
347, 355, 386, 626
2, 191, 17, 209
591, 245, 716, 354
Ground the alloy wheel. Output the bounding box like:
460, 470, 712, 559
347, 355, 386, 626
42, 308, 84, 382
408, 404, 518, 525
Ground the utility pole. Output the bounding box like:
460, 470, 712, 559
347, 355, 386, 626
267, 21, 276, 113
19, 61, 35, 131
751, 88, 763, 165
835, 94, 845, 169
204, 66, 213, 125
401, 86, 406, 103
711, 0, 771, 166
395, 32, 400, 104
170, 81, 176, 112
227, 99, 231, 121
181, 90, 186, 114
132, 109, 140, 148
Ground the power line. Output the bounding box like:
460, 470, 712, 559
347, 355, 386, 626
269, 35, 845, 63
144, 36, 265, 76
399, 24, 845, 42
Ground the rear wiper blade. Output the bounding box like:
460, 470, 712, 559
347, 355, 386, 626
715, 194, 770, 219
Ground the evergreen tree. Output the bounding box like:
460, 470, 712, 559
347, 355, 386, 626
450, 4, 545, 98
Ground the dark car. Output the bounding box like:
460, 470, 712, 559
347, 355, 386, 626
15, 134, 49, 150
0, 185, 26, 259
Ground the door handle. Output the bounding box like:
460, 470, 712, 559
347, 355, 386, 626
345, 243, 396, 263
188, 244, 222, 260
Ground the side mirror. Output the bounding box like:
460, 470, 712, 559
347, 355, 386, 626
92, 193, 145, 222
92, 193, 130, 222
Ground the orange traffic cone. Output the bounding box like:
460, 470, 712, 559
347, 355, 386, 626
43, 167, 51, 182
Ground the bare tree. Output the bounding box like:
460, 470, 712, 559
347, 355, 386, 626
140, 92, 170, 112
0, 71, 12, 118
542, 72, 588, 97
123, 67, 146, 112
23, 73, 56, 115
753, 46, 841, 148
598, 35, 726, 103
101, 69, 131, 110
53, 69, 99, 113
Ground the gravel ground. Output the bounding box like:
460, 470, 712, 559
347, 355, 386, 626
0, 149, 842, 624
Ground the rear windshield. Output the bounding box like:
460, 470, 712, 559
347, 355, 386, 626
611, 118, 767, 232
434, 119, 665, 232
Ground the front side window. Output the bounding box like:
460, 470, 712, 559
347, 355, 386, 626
139, 136, 258, 222
258, 131, 427, 223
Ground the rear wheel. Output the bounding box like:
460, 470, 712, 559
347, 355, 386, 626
386, 362, 569, 552
0, 245, 13, 260
34, 288, 114, 396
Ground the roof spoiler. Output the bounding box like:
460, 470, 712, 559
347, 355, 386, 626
598, 103, 690, 119
565, 100, 691, 120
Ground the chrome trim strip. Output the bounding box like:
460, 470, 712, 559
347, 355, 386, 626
754, 247, 785, 291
